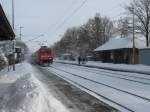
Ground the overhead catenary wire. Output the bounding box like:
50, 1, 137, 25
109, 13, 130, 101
45, 0, 77, 33
25, 34, 44, 43
49, 0, 128, 37
53, 0, 88, 32
34, 0, 128, 43
33, 0, 87, 43
45, 0, 88, 39
106, 0, 127, 14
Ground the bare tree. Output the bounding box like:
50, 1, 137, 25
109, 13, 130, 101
53, 13, 114, 57
127, 0, 150, 47
117, 17, 131, 38
86, 14, 114, 49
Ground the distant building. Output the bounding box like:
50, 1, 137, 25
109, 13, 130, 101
94, 37, 145, 64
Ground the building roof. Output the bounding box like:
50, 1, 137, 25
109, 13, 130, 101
94, 37, 146, 51
0, 4, 15, 40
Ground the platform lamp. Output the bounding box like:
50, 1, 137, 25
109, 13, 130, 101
12, 0, 15, 71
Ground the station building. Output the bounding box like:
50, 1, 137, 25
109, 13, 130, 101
94, 37, 146, 64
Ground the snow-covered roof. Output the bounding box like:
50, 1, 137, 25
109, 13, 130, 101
94, 37, 146, 51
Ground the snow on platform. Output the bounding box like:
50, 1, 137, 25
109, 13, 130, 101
0, 73, 51, 112
0, 62, 69, 112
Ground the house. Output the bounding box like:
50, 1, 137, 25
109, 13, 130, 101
94, 37, 145, 64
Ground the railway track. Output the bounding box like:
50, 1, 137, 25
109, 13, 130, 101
46, 66, 150, 112
56, 63, 150, 85
50, 66, 150, 101
49, 69, 134, 112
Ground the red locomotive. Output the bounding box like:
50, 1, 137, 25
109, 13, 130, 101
35, 46, 53, 66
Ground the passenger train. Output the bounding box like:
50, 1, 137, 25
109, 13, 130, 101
35, 46, 53, 66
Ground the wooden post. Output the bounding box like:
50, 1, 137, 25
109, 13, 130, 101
132, 6, 135, 64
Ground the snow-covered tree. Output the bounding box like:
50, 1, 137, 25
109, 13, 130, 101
0, 49, 8, 70
53, 13, 114, 57
117, 17, 131, 38
126, 0, 150, 47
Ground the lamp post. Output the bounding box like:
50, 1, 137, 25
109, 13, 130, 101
12, 0, 15, 71
12, 0, 14, 29
19, 26, 23, 40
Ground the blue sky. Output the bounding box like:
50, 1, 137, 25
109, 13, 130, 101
0, 0, 130, 52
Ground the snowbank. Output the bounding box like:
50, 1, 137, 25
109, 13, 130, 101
0, 62, 69, 112
0, 62, 33, 80
0, 50, 8, 70
0, 73, 50, 112
0, 73, 69, 112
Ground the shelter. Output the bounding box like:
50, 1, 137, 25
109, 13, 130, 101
94, 37, 145, 64
0, 4, 15, 65
0, 4, 15, 41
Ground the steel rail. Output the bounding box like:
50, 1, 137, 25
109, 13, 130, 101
50, 69, 135, 112
50, 66, 150, 102
58, 64, 150, 85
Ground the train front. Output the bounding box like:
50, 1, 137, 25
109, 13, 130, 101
37, 46, 53, 66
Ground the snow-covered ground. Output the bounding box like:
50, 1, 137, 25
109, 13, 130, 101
45, 62, 150, 112
55, 59, 150, 74
2, 59, 150, 112
0, 62, 69, 112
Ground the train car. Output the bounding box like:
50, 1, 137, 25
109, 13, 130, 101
35, 46, 53, 66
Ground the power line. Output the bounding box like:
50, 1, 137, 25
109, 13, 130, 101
106, 0, 126, 14
25, 34, 44, 43
45, 0, 127, 44
50, 0, 128, 36
46, 0, 88, 38
53, 0, 88, 32
45, 0, 77, 33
